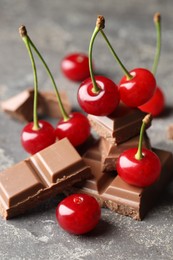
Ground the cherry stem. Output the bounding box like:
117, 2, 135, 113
135, 114, 152, 160
152, 12, 161, 76
89, 25, 101, 93
100, 30, 132, 80
19, 26, 40, 130
28, 38, 69, 121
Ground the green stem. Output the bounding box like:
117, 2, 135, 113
28, 37, 69, 121
89, 26, 101, 93
100, 30, 132, 80
135, 122, 146, 160
22, 36, 39, 130
152, 13, 161, 75
135, 114, 152, 160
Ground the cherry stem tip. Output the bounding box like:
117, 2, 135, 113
96, 15, 105, 30
135, 114, 152, 160
19, 25, 27, 37
154, 12, 161, 24
142, 113, 152, 125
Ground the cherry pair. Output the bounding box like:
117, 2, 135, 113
19, 26, 90, 154
77, 16, 157, 117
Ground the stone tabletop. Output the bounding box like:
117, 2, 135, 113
0, 0, 173, 259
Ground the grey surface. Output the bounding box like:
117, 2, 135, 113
0, 0, 173, 259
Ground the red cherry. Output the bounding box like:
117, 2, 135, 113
21, 120, 56, 154
56, 193, 101, 235
116, 114, 161, 187
139, 87, 165, 117
119, 68, 156, 107
55, 112, 90, 147
77, 76, 120, 116
61, 53, 91, 82
117, 148, 161, 187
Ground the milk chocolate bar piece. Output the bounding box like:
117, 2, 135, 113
88, 102, 149, 144
167, 124, 173, 139
1, 89, 71, 121
1, 89, 44, 122
81, 141, 116, 191
72, 146, 173, 220
101, 134, 151, 172
76, 135, 98, 156
41, 91, 71, 118
0, 138, 91, 219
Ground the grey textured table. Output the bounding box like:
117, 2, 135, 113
0, 0, 173, 259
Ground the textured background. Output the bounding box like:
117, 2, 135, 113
0, 0, 173, 259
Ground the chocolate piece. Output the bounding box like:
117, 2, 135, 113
1, 89, 71, 121
168, 124, 173, 139
71, 146, 173, 220
0, 89, 44, 122
76, 135, 98, 156
0, 138, 91, 219
82, 142, 116, 193
88, 102, 149, 144
101, 134, 151, 172
41, 91, 71, 118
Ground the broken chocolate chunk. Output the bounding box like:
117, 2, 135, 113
0, 138, 91, 219
1, 89, 71, 121
88, 102, 150, 144
168, 124, 173, 139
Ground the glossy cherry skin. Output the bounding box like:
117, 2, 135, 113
21, 120, 56, 154
55, 112, 90, 147
139, 87, 165, 117
119, 68, 156, 107
77, 75, 120, 116
56, 193, 101, 235
61, 53, 90, 82
117, 148, 161, 187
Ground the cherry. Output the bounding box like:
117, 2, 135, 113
56, 193, 101, 235
61, 53, 91, 82
19, 26, 56, 154
119, 68, 156, 107
55, 112, 90, 147
117, 147, 161, 187
139, 87, 165, 116
116, 114, 161, 187
77, 16, 120, 116
78, 75, 120, 116
27, 28, 91, 147
21, 120, 56, 154
98, 16, 156, 107
139, 13, 165, 116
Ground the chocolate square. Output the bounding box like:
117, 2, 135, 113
0, 138, 91, 219
41, 91, 71, 118
30, 138, 86, 185
88, 102, 149, 144
1, 89, 71, 121
0, 160, 44, 208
